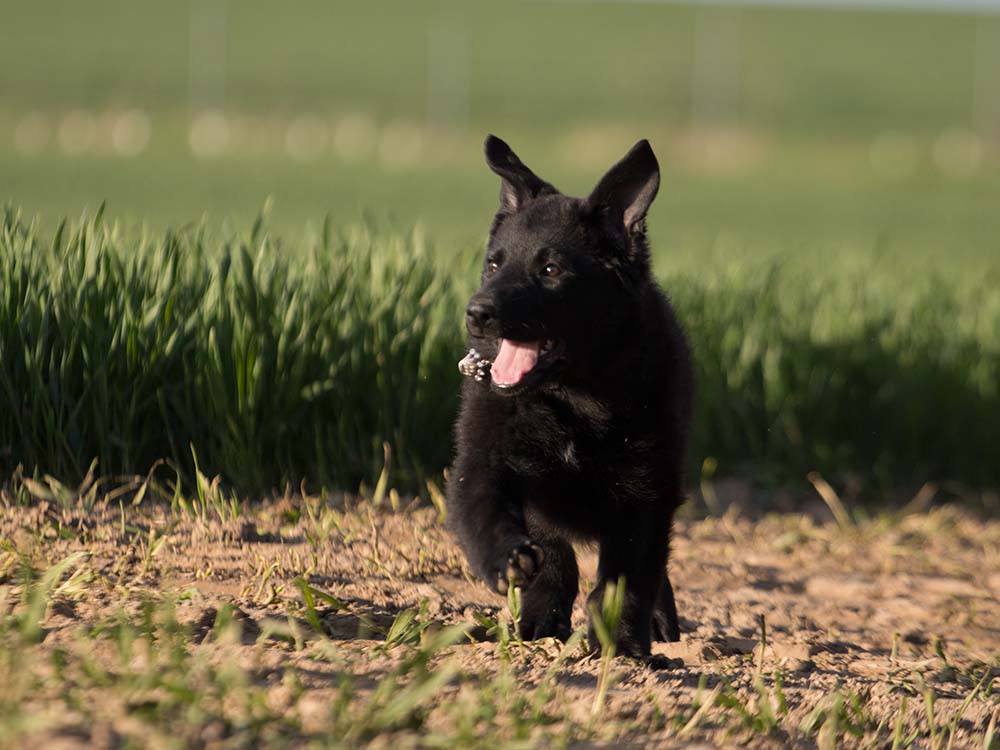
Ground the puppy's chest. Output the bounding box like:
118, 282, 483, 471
499, 399, 620, 476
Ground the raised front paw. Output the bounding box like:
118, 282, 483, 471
494, 541, 545, 595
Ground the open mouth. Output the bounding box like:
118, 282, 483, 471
456, 337, 562, 394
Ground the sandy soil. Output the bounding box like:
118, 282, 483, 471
2, 494, 998, 749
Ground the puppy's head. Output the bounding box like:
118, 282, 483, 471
466, 134, 660, 396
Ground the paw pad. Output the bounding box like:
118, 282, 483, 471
495, 542, 544, 594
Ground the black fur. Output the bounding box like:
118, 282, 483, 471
446, 135, 694, 659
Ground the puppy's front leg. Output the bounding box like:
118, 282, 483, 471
446, 466, 543, 595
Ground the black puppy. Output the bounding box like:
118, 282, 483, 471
446, 135, 694, 658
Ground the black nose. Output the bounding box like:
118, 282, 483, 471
466, 301, 496, 335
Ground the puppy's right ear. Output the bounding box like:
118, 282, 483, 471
484, 135, 557, 214
586, 139, 660, 236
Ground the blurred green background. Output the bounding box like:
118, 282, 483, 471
3, 0, 1000, 259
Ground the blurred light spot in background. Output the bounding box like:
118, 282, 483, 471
13, 112, 50, 156
248, 115, 286, 155
111, 110, 152, 157
673, 127, 768, 176
868, 132, 917, 179
227, 114, 254, 154
379, 119, 423, 167
190, 110, 230, 158
560, 125, 639, 170
57, 110, 97, 156
285, 115, 328, 162
932, 129, 982, 177
334, 113, 377, 161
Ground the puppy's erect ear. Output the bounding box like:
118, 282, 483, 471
587, 140, 660, 234
484, 135, 557, 214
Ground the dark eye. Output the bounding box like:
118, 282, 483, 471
542, 263, 561, 278
486, 259, 500, 274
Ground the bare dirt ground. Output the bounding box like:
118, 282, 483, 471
1, 490, 998, 749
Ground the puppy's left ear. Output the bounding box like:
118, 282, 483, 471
485, 135, 557, 214
587, 140, 660, 234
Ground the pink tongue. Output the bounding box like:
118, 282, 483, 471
491, 339, 540, 386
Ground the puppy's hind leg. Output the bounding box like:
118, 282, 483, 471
652, 573, 681, 642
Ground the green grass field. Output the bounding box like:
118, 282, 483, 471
2, 206, 998, 499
